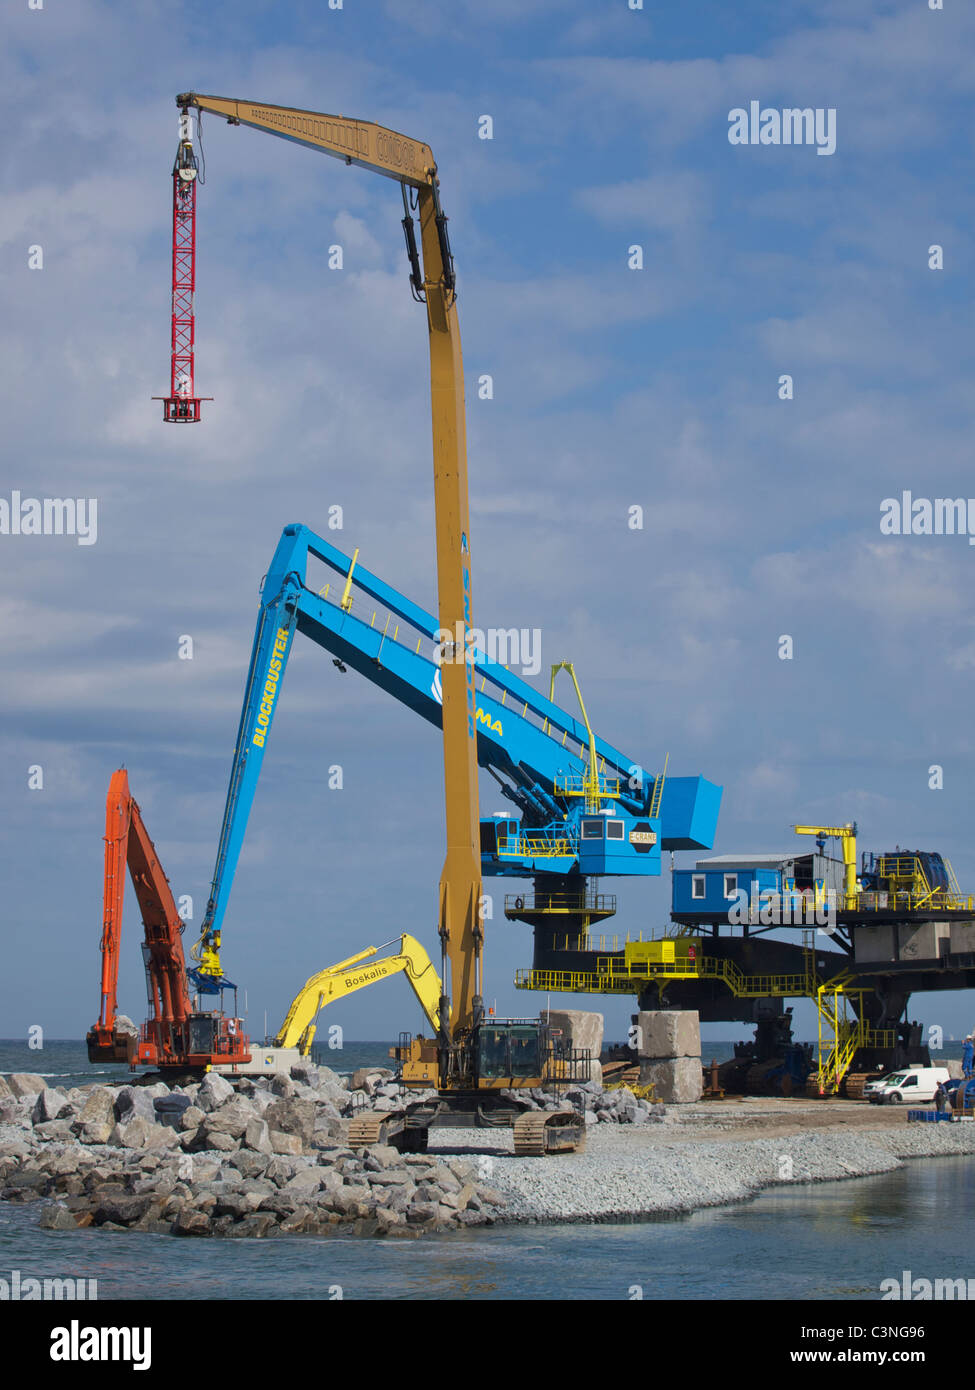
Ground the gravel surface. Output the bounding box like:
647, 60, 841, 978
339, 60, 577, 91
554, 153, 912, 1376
425, 1112, 975, 1224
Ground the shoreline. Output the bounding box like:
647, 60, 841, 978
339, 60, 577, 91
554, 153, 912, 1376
4, 1067, 974, 1238
431, 1102, 975, 1227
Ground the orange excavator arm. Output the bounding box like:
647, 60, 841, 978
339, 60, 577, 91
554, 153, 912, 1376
89, 769, 132, 1059
87, 769, 193, 1066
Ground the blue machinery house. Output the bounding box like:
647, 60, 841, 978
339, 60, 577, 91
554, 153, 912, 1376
672, 852, 845, 924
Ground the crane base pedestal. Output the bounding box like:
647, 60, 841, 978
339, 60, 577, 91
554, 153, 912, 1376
155, 396, 208, 423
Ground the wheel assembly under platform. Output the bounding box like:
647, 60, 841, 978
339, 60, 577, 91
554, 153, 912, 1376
841, 1071, 881, 1101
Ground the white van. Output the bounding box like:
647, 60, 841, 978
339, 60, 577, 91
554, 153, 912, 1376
866, 1065, 950, 1104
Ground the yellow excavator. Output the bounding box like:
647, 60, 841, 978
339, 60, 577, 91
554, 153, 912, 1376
275, 935, 443, 1059
176, 93, 587, 1155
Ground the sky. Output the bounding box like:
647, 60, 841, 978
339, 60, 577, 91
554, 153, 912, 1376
2, 0, 974, 1052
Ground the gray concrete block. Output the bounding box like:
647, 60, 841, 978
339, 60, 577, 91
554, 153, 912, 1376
639, 1057, 703, 1103
637, 1010, 701, 1060
540, 1010, 604, 1062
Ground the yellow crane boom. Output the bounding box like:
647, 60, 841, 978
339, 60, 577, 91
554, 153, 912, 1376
176, 93, 483, 1048
179, 94, 586, 1152
274, 934, 443, 1056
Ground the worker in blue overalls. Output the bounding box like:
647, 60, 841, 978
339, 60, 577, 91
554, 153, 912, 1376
963, 1035, 974, 1079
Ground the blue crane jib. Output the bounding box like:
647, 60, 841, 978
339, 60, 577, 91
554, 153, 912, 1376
200, 524, 722, 944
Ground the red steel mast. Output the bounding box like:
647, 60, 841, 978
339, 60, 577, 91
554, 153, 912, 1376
154, 110, 211, 422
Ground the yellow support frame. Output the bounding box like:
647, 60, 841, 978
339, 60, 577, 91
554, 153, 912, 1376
514, 931, 892, 1094
548, 662, 620, 813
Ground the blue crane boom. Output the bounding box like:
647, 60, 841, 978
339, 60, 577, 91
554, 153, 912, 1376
197, 523, 721, 956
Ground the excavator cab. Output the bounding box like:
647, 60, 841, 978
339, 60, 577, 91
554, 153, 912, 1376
475, 1021, 545, 1083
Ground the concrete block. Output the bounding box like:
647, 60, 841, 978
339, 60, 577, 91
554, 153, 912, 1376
540, 1010, 604, 1062
949, 922, 975, 955
898, 922, 948, 963
854, 924, 895, 964
637, 1010, 700, 1060
639, 1057, 702, 1103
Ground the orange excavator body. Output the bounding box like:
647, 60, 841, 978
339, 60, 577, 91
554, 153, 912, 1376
86, 769, 250, 1073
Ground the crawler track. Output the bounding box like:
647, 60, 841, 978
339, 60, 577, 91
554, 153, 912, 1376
512, 1110, 586, 1156
348, 1111, 391, 1148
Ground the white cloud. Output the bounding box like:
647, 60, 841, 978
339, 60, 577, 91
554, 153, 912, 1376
576, 172, 711, 236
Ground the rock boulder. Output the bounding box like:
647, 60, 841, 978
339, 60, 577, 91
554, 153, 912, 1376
6, 1074, 48, 1100
197, 1072, 235, 1112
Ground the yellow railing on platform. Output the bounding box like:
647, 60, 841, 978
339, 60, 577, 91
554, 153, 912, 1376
553, 772, 621, 800
504, 893, 617, 916
496, 834, 575, 860
515, 968, 635, 994
514, 947, 894, 1093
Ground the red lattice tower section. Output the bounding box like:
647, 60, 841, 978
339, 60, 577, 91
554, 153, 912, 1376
154, 119, 211, 423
